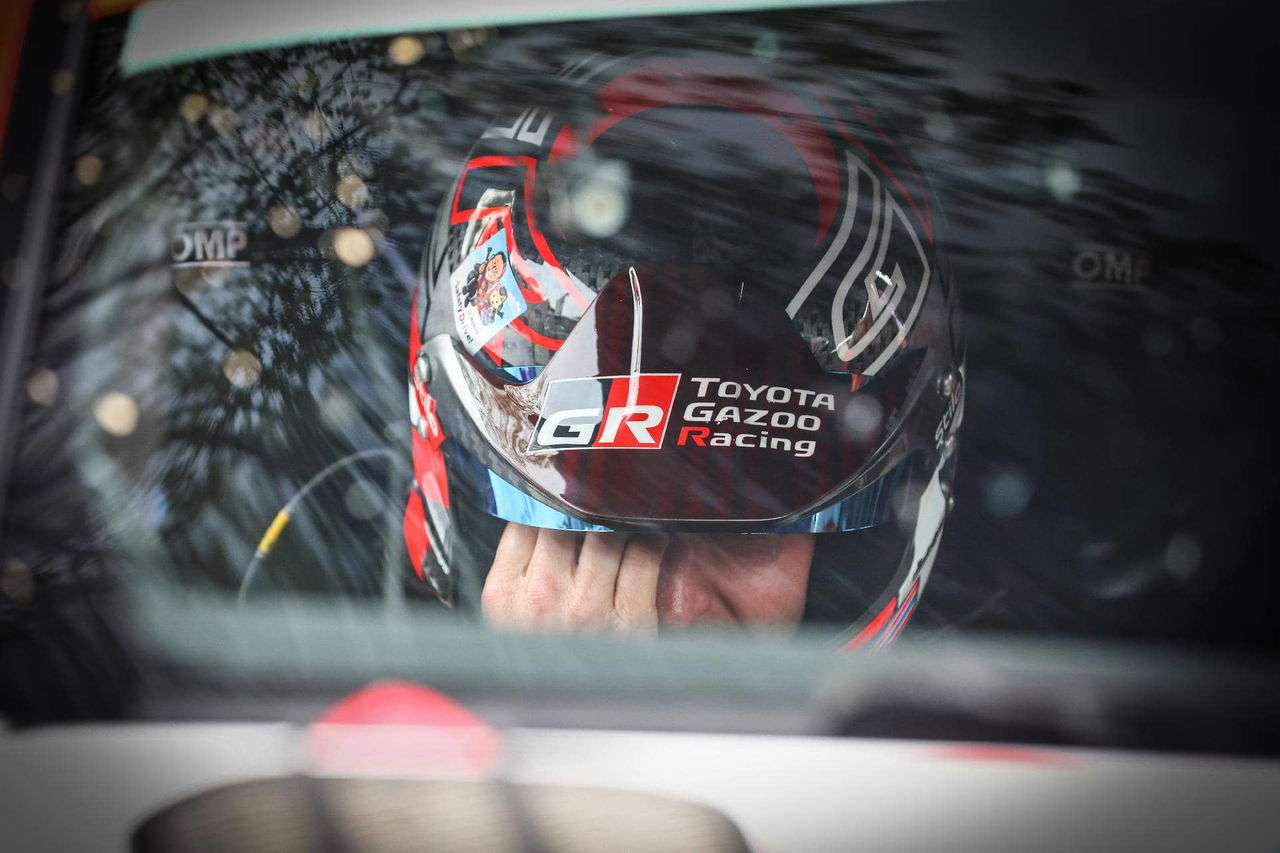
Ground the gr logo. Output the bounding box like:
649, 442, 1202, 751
528, 374, 681, 452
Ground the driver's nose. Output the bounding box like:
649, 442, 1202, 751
655, 544, 717, 626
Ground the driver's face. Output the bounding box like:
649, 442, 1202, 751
657, 533, 813, 629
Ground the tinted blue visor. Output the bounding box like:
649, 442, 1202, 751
448, 437, 923, 535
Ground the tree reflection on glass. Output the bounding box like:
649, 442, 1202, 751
5, 6, 1275, 659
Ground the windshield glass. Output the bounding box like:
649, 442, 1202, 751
1, 0, 1276, 722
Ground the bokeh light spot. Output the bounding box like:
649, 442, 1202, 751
51, 69, 73, 97
389, 35, 426, 66
222, 349, 262, 388
269, 205, 303, 239
303, 110, 331, 141
74, 155, 103, 186
1, 559, 35, 605
25, 367, 58, 407
178, 93, 209, 123
447, 28, 492, 56
93, 391, 139, 437
208, 105, 239, 136
333, 227, 376, 267
336, 174, 370, 210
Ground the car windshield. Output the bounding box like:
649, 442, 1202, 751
1, 0, 1276, 728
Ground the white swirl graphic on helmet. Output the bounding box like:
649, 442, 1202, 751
787, 150, 931, 377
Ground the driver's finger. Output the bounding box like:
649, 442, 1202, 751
613, 534, 668, 630
522, 528, 582, 624
482, 522, 538, 622
571, 533, 629, 622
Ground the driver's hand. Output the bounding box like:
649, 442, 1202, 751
481, 522, 668, 632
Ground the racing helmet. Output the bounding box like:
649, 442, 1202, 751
404, 51, 964, 647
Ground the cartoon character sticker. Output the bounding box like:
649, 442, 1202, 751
451, 227, 528, 354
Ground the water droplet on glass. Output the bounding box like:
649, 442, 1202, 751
924, 112, 954, 141
752, 33, 781, 61
1164, 533, 1202, 584
344, 479, 384, 521
571, 176, 629, 238
983, 467, 1033, 518
321, 388, 357, 431
1045, 158, 1081, 201
698, 288, 734, 319
659, 327, 697, 364
840, 396, 883, 443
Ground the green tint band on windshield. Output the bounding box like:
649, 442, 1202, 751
122, 0, 922, 75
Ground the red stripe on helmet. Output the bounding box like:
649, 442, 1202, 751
842, 595, 897, 650
402, 487, 429, 581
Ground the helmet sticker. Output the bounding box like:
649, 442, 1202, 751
674, 378, 833, 459
527, 374, 681, 453
451, 226, 529, 354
